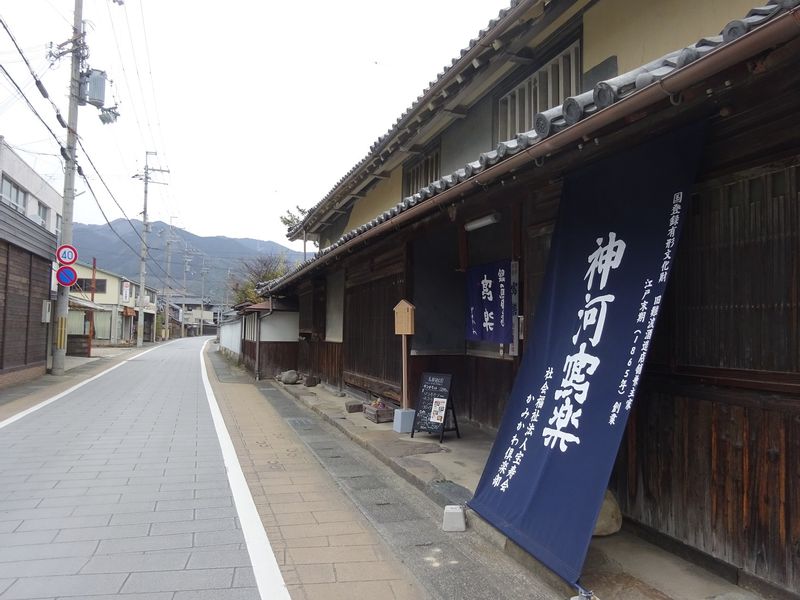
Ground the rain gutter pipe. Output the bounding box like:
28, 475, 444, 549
273, 8, 800, 294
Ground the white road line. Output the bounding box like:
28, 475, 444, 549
0, 342, 168, 431
199, 340, 290, 600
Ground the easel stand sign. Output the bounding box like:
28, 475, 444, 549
410, 372, 461, 443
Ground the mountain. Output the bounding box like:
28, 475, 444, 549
72, 219, 304, 303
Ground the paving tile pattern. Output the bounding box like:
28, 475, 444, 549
207, 350, 562, 600
206, 354, 423, 600
0, 338, 260, 599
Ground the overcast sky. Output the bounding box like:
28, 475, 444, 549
1, 0, 511, 251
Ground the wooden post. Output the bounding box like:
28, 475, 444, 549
393, 300, 415, 411
401, 333, 408, 409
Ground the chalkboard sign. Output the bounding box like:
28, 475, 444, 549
411, 372, 460, 442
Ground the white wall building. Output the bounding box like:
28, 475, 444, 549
0, 136, 63, 240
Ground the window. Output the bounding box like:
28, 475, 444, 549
37, 202, 49, 227
403, 146, 441, 197
75, 278, 107, 294
497, 40, 581, 141
1, 176, 27, 214
55, 214, 62, 242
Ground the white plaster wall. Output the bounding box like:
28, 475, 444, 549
220, 320, 242, 354
259, 312, 299, 342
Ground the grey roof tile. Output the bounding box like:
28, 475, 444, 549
262, 0, 797, 294
465, 160, 484, 177
534, 106, 567, 138
562, 90, 597, 126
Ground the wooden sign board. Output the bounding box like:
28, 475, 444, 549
394, 299, 415, 335
411, 372, 460, 442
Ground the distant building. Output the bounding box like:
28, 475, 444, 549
69, 263, 158, 345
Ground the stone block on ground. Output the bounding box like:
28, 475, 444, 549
593, 489, 622, 536
303, 375, 319, 387
279, 370, 299, 385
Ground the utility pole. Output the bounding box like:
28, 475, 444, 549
199, 258, 209, 336
162, 221, 176, 341
182, 252, 190, 338
134, 151, 169, 348
223, 267, 231, 312
51, 0, 84, 376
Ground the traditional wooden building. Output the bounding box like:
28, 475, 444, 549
0, 202, 56, 388
253, 1, 799, 596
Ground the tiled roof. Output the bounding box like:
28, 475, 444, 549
259, 0, 800, 297
286, 0, 536, 240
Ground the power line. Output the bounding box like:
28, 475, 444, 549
1, 16, 150, 253
76, 138, 144, 244
0, 16, 175, 286
0, 63, 65, 149
104, 0, 146, 150
137, 0, 169, 172
79, 174, 172, 291
121, 4, 157, 153
0, 16, 70, 130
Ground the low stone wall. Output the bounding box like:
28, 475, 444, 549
0, 363, 46, 390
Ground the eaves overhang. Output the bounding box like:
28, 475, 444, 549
262, 2, 800, 296
286, 0, 546, 241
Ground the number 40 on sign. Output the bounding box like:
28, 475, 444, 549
56, 244, 78, 265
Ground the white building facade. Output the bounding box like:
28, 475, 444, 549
0, 136, 63, 240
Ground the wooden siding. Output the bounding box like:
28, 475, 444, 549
3, 245, 31, 368
609, 158, 800, 595
342, 245, 406, 400
258, 342, 298, 379
673, 163, 799, 374
0, 202, 57, 260
242, 339, 298, 378
298, 340, 342, 388
0, 241, 51, 374
612, 384, 799, 594
0, 242, 6, 367
343, 272, 404, 400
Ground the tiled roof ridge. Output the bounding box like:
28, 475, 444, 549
259, 0, 799, 297
286, 0, 532, 239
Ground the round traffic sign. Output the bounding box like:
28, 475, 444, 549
56, 265, 78, 287
56, 244, 78, 265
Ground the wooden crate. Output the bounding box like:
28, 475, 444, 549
363, 404, 394, 423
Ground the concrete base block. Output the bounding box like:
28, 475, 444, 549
442, 505, 466, 532
344, 399, 363, 413
393, 408, 415, 433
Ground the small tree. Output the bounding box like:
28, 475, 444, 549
229, 254, 288, 305
279, 205, 309, 231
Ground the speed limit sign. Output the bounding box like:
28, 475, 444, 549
56, 244, 78, 265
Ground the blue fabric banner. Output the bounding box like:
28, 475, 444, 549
466, 259, 513, 344
468, 124, 706, 585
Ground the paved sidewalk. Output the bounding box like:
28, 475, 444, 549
263, 361, 766, 600
205, 349, 424, 600
0, 338, 267, 599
